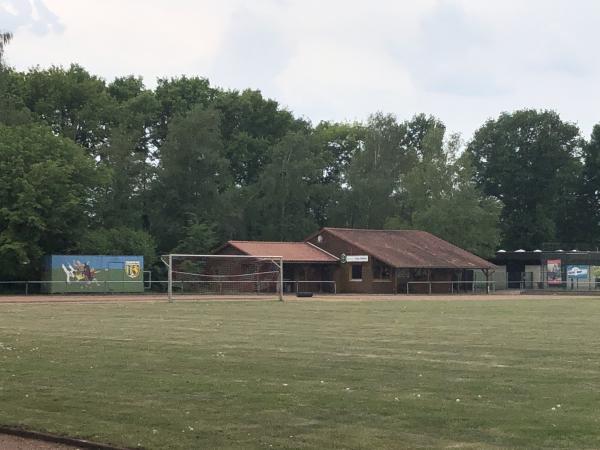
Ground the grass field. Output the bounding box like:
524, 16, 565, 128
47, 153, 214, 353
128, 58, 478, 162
1, 297, 600, 449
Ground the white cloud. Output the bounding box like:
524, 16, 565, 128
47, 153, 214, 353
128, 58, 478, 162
3, 0, 600, 138
5, 0, 237, 82
277, 42, 415, 123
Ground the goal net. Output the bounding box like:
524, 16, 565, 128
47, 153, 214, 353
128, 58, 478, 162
163, 254, 283, 301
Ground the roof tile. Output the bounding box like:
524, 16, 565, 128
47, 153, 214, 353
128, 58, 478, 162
318, 228, 495, 269
226, 241, 338, 263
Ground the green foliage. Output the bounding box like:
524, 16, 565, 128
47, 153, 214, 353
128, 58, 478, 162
153, 76, 216, 145
576, 125, 600, 245
151, 106, 231, 250
0, 31, 11, 65
95, 79, 159, 230
385, 131, 501, 257
213, 89, 304, 186
0, 67, 33, 126
313, 121, 365, 226
77, 227, 157, 265
245, 131, 329, 240
23, 65, 116, 151
468, 109, 583, 248
0, 124, 102, 279
107, 75, 146, 102
341, 113, 413, 228
172, 222, 219, 254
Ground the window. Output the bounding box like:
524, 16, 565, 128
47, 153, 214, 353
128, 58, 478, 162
372, 259, 391, 280
351, 264, 363, 281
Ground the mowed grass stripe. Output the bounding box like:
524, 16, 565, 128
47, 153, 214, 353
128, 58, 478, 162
1, 298, 600, 449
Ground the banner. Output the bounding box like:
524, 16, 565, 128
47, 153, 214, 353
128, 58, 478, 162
546, 259, 562, 285
566, 265, 589, 280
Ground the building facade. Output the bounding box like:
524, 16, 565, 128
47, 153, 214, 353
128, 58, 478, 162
216, 228, 496, 294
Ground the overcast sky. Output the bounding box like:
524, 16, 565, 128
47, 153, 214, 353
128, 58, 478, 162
3, 0, 599, 139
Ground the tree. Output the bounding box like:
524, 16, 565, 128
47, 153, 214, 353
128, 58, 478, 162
385, 130, 501, 257
95, 77, 159, 229
150, 106, 231, 252
77, 227, 157, 266
338, 113, 445, 229
22, 65, 116, 153
412, 154, 501, 257
575, 125, 600, 245
244, 132, 329, 241
467, 110, 583, 249
311, 121, 365, 226
0, 66, 33, 126
0, 33, 32, 126
212, 89, 305, 186
0, 124, 102, 279
153, 76, 216, 147
0, 31, 11, 66
340, 113, 411, 228
172, 222, 219, 254
394, 119, 448, 217
94, 127, 153, 229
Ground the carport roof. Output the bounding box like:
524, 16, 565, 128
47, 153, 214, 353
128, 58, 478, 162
313, 228, 495, 270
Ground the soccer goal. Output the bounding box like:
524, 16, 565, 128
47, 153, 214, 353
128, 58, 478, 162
162, 254, 284, 302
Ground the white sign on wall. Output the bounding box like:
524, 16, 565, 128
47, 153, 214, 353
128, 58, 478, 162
345, 255, 369, 263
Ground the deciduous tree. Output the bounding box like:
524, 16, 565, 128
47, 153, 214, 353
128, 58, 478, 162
150, 106, 231, 251
77, 227, 157, 265
468, 110, 582, 249
575, 125, 600, 245
0, 124, 102, 278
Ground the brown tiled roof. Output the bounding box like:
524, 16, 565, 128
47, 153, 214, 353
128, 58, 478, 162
224, 241, 338, 263
316, 228, 495, 269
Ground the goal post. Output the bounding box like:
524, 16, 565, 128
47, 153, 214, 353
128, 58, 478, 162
162, 254, 284, 302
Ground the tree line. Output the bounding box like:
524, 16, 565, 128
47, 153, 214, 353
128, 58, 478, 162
0, 34, 599, 280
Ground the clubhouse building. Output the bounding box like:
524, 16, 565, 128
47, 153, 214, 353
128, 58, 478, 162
216, 228, 495, 294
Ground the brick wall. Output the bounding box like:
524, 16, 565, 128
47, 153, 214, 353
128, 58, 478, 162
307, 230, 394, 294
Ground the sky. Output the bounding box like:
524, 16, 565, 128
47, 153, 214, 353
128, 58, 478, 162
2, 0, 600, 139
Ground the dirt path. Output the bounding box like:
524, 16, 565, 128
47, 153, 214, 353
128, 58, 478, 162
0, 292, 593, 304
0, 434, 80, 449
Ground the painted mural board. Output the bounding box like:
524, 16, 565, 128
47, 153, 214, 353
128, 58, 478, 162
546, 259, 562, 285
44, 255, 144, 293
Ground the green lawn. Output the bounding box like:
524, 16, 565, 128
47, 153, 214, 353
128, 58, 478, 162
1, 298, 600, 449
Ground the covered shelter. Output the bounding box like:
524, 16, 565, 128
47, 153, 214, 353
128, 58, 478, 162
492, 249, 600, 290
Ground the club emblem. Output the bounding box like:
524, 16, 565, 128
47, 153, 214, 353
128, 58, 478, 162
125, 261, 141, 279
